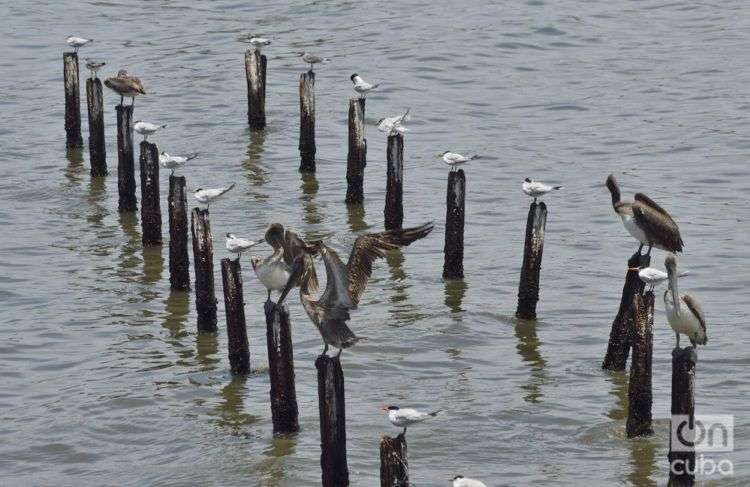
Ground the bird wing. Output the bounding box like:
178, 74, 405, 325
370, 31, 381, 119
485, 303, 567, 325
634, 193, 677, 223
682, 294, 707, 338
346, 222, 434, 305
284, 230, 319, 291
632, 202, 684, 251
317, 244, 354, 309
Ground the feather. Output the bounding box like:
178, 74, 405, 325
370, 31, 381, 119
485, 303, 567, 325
632, 203, 684, 252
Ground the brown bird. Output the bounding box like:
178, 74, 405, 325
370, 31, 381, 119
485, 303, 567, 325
104, 70, 146, 107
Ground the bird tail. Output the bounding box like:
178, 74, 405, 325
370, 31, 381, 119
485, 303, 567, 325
322, 58, 331, 63
372, 83, 380, 89
220, 183, 236, 195
554, 186, 563, 190
428, 410, 442, 417
401, 107, 411, 121
470, 155, 481, 160
186, 153, 199, 161
160, 124, 168, 129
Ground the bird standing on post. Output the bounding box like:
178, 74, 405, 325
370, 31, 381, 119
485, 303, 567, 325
350, 73, 379, 98
225, 233, 263, 260
522, 178, 562, 203
299, 52, 330, 72
442, 151, 480, 171
193, 183, 235, 210
159, 152, 197, 176
83, 58, 106, 79
382, 405, 441, 435
664, 254, 707, 353
452, 476, 488, 487
104, 70, 146, 107
133, 121, 166, 141
243, 36, 271, 52
377, 108, 410, 136
66, 35, 93, 52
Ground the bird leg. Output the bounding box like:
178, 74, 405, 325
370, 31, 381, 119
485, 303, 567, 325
336, 348, 343, 358
637, 243, 643, 255
267, 289, 271, 302
131, 97, 135, 109
120, 95, 124, 105
645, 245, 653, 257
321, 343, 329, 356
402, 427, 407, 435
675, 332, 680, 349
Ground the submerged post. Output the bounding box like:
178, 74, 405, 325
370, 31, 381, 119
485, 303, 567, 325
264, 300, 299, 434
627, 292, 654, 438
515, 201, 547, 319
168, 175, 190, 290
384, 134, 404, 230
191, 208, 217, 332
139, 141, 161, 246
245, 48, 267, 130
116, 104, 137, 212
221, 258, 250, 375
668, 349, 696, 486
85, 77, 106, 175
299, 71, 316, 172
380, 433, 409, 487
345, 98, 367, 204
443, 169, 465, 279
63, 52, 83, 148
316, 354, 348, 486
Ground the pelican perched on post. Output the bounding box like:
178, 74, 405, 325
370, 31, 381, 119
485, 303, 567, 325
664, 254, 707, 352
606, 174, 684, 257
278, 222, 434, 356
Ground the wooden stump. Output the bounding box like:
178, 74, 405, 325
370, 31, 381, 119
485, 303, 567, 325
515, 201, 547, 320
345, 98, 367, 204
191, 208, 217, 332
443, 169, 465, 279
627, 292, 654, 438
168, 175, 190, 290
221, 258, 250, 375
264, 300, 299, 434
299, 71, 316, 172
63, 52, 83, 148
116, 104, 137, 212
245, 49, 267, 130
384, 134, 404, 230
380, 433, 409, 487
316, 354, 348, 486
85, 77, 106, 175
139, 141, 161, 246
668, 349, 696, 486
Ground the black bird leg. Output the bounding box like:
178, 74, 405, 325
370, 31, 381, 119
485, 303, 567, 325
267, 289, 271, 301
637, 243, 643, 255
336, 348, 343, 358
322, 343, 329, 356
402, 427, 407, 435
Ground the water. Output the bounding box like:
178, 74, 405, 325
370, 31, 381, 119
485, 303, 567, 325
1, 0, 749, 485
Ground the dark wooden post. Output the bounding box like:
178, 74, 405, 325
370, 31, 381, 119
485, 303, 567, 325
668, 350, 696, 486
380, 433, 409, 487
221, 258, 250, 375
116, 104, 137, 212
627, 292, 654, 438
168, 176, 190, 290
345, 98, 366, 204
515, 201, 547, 320
316, 354, 348, 486
443, 169, 465, 279
299, 71, 316, 172
85, 77, 106, 175
245, 49, 267, 130
191, 208, 217, 332
63, 52, 83, 148
602, 252, 650, 370
139, 141, 161, 246
264, 300, 299, 434
384, 134, 404, 230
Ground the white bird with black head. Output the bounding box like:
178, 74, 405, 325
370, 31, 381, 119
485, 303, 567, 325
350, 73, 379, 98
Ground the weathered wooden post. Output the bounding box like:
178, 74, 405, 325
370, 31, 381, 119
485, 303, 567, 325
168, 175, 190, 290
380, 433, 409, 487
85, 77, 106, 175
316, 354, 348, 486
443, 169, 465, 279
63, 52, 83, 148
220, 258, 250, 375
299, 71, 316, 172
668, 349, 696, 486
627, 292, 654, 438
345, 98, 366, 204
116, 104, 137, 212
384, 134, 404, 230
245, 48, 267, 130
602, 252, 650, 370
139, 141, 161, 246
515, 201, 547, 319
191, 208, 217, 332
264, 300, 299, 434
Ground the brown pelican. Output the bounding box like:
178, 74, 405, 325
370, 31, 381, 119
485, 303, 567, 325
104, 70, 146, 107
278, 222, 434, 356
664, 254, 707, 351
606, 174, 684, 256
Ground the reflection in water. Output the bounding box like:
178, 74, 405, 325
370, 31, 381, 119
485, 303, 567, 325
346, 203, 369, 233
142, 245, 164, 285
258, 434, 298, 487
300, 172, 322, 225
386, 249, 422, 325
163, 290, 190, 339
63, 147, 85, 187
605, 370, 629, 421
627, 437, 657, 487
514, 320, 547, 404
214, 375, 257, 432
444, 278, 467, 312
195, 331, 220, 370
86, 176, 108, 228
118, 211, 141, 279
243, 130, 269, 186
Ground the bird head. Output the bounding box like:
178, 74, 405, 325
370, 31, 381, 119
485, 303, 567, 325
442, 150, 450, 155
350, 73, 358, 81
605, 174, 621, 206
297, 52, 306, 57
453, 476, 465, 481
264, 223, 285, 249
226, 233, 234, 238
195, 188, 203, 193
376, 118, 385, 125
524, 177, 532, 183
116, 69, 128, 77
381, 405, 399, 411
134, 120, 142, 124
249, 255, 261, 270
665, 254, 677, 270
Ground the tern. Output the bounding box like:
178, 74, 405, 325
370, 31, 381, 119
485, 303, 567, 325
664, 254, 707, 352
244, 36, 271, 52
194, 184, 235, 209
133, 121, 166, 141
383, 406, 441, 435
159, 152, 198, 176
66, 35, 93, 52
377, 108, 410, 136
629, 266, 690, 291
453, 476, 488, 487
522, 178, 562, 203
350, 73, 379, 98
83, 58, 106, 79
104, 70, 146, 107
442, 151, 480, 171
225, 234, 263, 260
300, 52, 330, 72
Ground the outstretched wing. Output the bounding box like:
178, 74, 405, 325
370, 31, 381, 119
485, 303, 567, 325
284, 229, 319, 290
346, 222, 434, 305
632, 203, 684, 252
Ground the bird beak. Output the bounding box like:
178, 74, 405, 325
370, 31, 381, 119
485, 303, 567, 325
255, 238, 265, 245
380, 405, 389, 411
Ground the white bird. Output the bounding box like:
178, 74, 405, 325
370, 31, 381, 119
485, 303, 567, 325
350, 73, 379, 98
159, 152, 198, 176
133, 121, 166, 141
442, 151, 480, 171
226, 233, 263, 259
377, 108, 410, 136
630, 266, 690, 291
246, 36, 271, 51
194, 184, 235, 209
522, 178, 563, 202
383, 405, 441, 435
66, 35, 93, 52
300, 52, 330, 71
664, 254, 707, 351
453, 476, 488, 487
83, 58, 106, 78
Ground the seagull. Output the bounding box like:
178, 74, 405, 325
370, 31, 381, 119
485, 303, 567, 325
630, 265, 690, 291
606, 174, 684, 257
442, 151, 480, 171
299, 52, 330, 72
382, 406, 441, 435
133, 121, 166, 141
453, 476, 488, 487
159, 152, 198, 176
104, 70, 146, 107
522, 178, 562, 203
278, 222, 434, 356
243, 36, 271, 52
83, 58, 106, 78
225, 233, 263, 260
664, 254, 707, 352
66, 35, 93, 52
350, 73, 379, 98
377, 108, 410, 136
194, 184, 235, 209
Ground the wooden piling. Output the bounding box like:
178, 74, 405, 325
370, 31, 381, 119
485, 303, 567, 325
443, 169, 466, 279
191, 208, 217, 332
116, 104, 137, 212
264, 300, 299, 434
315, 354, 349, 486
627, 292, 654, 438
515, 201, 547, 320
384, 134, 404, 230
63, 52, 83, 148
299, 71, 316, 172
85, 77, 106, 175
668, 349, 696, 486
168, 175, 190, 290
602, 252, 650, 370
221, 258, 250, 375
139, 141, 161, 246
380, 433, 409, 487
245, 49, 267, 130
345, 98, 367, 204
